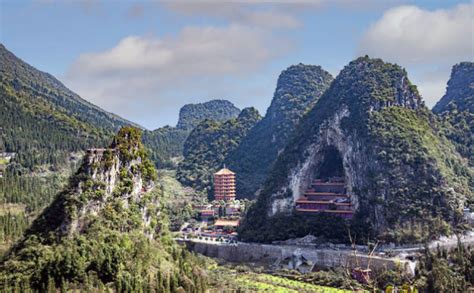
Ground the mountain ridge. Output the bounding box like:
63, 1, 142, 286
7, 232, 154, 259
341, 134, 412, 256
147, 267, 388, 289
225, 64, 334, 198
0, 43, 139, 130
240, 57, 472, 244
143, 99, 241, 168
433, 62, 474, 167
176, 107, 261, 195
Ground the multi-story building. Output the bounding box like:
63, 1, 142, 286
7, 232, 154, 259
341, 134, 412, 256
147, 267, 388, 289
214, 167, 236, 201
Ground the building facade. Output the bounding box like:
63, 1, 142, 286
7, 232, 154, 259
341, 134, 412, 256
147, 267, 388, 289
295, 177, 353, 219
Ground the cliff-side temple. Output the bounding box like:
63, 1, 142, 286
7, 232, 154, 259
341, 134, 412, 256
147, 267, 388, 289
295, 146, 353, 218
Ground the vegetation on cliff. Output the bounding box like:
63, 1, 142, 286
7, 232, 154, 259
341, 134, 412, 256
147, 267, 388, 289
240, 57, 472, 244
0, 127, 207, 292
433, 62, 473, 167
142, 99, 241, 168
176, 99, 241, 131
142, 126, 189, 169
225, 64, 333, 198
177, 107, 261, 195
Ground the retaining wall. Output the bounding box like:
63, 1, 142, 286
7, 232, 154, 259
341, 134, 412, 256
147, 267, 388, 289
183, 240, 415, 275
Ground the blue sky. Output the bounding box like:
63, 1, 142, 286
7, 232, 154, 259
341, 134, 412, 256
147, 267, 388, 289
1, 0, 472, 129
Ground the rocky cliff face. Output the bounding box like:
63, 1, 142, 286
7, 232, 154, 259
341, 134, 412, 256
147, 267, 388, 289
433, 62, 474, 114
226, 64, 334, 198
240, 57, 472, 244
1, 127, 206, 291
19, 127, 157, 240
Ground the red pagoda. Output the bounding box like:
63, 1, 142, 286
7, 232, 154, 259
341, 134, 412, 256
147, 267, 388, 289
214, 167, 236, 201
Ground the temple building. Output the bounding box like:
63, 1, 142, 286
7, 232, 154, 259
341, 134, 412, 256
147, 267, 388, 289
295, 146, 353, 218
214, 167, 236, 201
295, 177, 353, 219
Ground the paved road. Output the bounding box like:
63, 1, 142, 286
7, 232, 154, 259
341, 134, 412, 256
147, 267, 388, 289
388, 231, 474, 253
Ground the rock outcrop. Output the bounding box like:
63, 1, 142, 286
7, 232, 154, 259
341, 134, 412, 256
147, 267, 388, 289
176, 99, 241, 131
1, 127, 206, 291
15, 127, 156, 240
226, 64, 334, 198
240, 57, 472, 245
433, 62, 474, 114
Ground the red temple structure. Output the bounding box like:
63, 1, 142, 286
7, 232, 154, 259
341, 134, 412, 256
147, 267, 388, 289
295, 177, 353, 219
214, 167, 236, 201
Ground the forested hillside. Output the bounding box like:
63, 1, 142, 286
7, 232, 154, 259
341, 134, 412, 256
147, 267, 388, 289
225, 64, 333, 198
0, 127, 207, 292
142, 127, 189, 168
143, 100, 241, 168
177, 107, 261, 195
0, 43, 135, 171
433, 62, 474, 167
240, 57, 472, 244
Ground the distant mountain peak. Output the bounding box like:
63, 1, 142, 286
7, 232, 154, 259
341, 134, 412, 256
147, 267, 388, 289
433, 61, 474, 113
177, 106, 261, 193
432, 62, 474, 166
225, 64, 334, 198
0, 43, 139, 129
176, 99, 241, 130
0, 43, 141, 171
240, 57, 471, 245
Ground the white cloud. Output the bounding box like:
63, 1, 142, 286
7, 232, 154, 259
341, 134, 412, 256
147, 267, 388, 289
359, 3, 473, 107
165, 2, 302, 29
64, 24, 291, 128
360, 4, 473, 64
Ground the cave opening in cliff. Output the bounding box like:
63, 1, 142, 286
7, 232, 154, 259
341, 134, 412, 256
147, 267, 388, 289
316, 146, 344, 180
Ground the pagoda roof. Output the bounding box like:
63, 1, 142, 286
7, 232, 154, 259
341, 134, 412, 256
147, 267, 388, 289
215, 167, 235, 175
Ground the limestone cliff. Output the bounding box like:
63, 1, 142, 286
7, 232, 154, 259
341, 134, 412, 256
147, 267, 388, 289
433, 62, 474, 114
226, 64, 334, 198
1, 127, 207, 292
240, 57, 472, 244
14, 127, 157, 240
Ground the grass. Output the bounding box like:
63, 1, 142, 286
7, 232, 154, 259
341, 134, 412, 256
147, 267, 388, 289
206, 262, 362, 293
0, 203, 26, 216
235, 273, 358, 293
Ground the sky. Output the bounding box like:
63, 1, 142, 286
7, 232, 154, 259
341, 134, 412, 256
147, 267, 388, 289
1, 0, 473, 129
